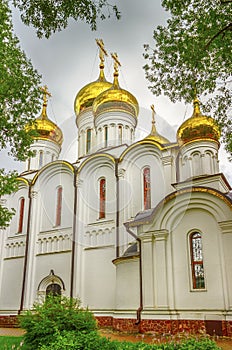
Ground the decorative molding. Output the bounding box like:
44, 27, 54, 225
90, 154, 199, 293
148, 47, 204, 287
37, 232, 72, 254
139, 232, 153, 243
153, 229, 168, 241
161, 155, 173, 166
30, 190, 38, 199
218, 221, 232, 234
118, 168, 126, 178
5, 240, 26, 259
76, 177, 83, 188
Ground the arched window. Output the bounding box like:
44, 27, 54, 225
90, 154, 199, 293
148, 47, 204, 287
86, 128, 91, 153
104, 126, 108, 148
190, 232, 205, 289
99, 178, 106, 219
18, 197, 25, 233
39, 150, 43, 167
118, 125, 122, 144
55, 187, 62, 226
143, 167, 151, 210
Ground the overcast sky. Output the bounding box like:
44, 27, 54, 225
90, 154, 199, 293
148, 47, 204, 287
2, 1, 232, 184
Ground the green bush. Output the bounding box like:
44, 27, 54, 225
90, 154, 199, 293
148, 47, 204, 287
18, 295, 220, 350
38, 331, 116, 350
38, 332, 221, 350
18, 296, 97, 349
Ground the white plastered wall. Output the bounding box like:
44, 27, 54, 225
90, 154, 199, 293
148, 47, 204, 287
73, 155, 116, 308
138, 190, 232, 316
22, 162, 74, 309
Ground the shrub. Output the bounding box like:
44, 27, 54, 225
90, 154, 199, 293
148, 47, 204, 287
18, 296, 97, 349
38, 332, 221, 350
38, 331, 117, 350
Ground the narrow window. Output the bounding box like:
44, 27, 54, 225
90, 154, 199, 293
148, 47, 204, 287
143, 167, 151, 210
86, 128, 91, 153
18, 197, 25, 233
118, 125, 122, 144
39, 151, 43, 167
99, 178, 106, 219
104, 126, 108, 148
190, 232, 205, 289
55, 187, 62, 226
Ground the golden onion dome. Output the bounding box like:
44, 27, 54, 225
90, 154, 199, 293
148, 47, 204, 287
177, 98, 220, 146
143, 104, 170, 145
74, 68, 112, 116
27, 86, 63, 146
93, 70, 139, 118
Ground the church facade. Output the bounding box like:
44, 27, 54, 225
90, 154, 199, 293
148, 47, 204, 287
0, 42, 232, 336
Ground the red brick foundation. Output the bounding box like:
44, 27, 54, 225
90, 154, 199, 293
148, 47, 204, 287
96, 316, 113, 328
96, 316, 232, 336
223, 320, 232, 337
140, 319, 205, 335
0, 316, 19, 328
1, 314, 232, 337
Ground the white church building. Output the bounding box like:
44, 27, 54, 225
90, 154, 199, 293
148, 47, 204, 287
0, 41, 232, 336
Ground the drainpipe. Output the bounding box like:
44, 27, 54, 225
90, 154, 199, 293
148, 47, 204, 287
19, 184, 32, 314
124, 222, 143, 325
70, 168, 78, 298
115, 159, 120, 258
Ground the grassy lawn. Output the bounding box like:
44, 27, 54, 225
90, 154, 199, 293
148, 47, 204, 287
0, 336, 24, 348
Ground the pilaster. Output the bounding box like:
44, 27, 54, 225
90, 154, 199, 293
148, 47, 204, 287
140, 232, 154, 309
153, 229, 169, 309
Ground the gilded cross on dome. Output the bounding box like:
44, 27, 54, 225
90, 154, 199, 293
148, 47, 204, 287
40, 85, 51, 119
40, 85, 52, 105
151, 104, 156, 125
150, 104, 157, 135
96, 39, 108, 66
111, 52, 121, 75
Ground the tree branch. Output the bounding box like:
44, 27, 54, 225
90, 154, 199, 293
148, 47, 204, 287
221, 1, 232, 4
204, 23, 232, 50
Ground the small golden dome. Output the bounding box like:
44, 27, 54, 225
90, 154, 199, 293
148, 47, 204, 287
177, 98, 220, 146
27, 86, 63, 146
143, 104, 170, 144
93, 70, 139, 118
74, 69, 112, 115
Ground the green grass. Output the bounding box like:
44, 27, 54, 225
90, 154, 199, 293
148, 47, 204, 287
0, 336, 24, 349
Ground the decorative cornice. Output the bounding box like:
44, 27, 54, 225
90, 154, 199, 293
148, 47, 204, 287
218, 220, 232, 234
153, 229, 168, 241
112, 254, 139, 265
161, 155, 173, 166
